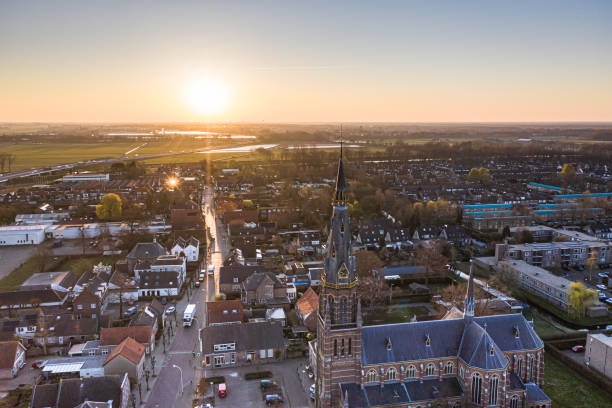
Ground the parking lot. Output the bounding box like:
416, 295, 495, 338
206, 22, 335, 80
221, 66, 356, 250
205, 359, 312, 408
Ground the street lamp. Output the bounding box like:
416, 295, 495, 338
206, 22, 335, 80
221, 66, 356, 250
172, 364, 184, 395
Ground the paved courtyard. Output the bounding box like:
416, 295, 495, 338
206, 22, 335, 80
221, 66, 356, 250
207, 359, 313, 408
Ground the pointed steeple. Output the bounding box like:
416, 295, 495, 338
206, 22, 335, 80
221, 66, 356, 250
464, 261, 475, 323
333, 145, 347, 205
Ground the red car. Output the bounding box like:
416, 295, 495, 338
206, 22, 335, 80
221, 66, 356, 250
571, 345, 585, 352
218, 382, 227, 398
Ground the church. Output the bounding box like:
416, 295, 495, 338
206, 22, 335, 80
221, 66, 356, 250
314, 152, 551, 408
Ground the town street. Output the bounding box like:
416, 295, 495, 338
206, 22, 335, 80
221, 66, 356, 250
143, 186, 230, 408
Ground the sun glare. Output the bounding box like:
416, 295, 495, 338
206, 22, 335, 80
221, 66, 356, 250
186, 78, 229, 116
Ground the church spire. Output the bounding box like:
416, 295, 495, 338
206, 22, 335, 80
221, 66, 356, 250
333, 141, 346, 205
464, 261, 475, 323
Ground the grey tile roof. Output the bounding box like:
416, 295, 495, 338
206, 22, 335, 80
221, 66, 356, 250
361, 314, 541, 368
361, 319, 465, 365
458, 322, 508, 370
127, 242, 167, 260
243, 272, 284, 291
404, 377, 464, 402
30, 383, 58, 408
525, 382, 551, 402
219, 265, 266, 285
508, 371, 524, 391
54, 374, 125, 408
201, 322, 285, 354
473, 314, 544, 351
340, 377, 464, 407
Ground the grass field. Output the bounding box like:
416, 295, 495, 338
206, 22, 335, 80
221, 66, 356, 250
0, 138, 224, 171
544, 354, 612, 407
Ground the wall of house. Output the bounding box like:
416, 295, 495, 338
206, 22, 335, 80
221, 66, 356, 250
104, 355, 143, 382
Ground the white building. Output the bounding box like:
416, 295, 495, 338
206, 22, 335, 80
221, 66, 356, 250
62, 173, 110, 182
170, 236, 200, 262
0, 225, 47, 245
585, 333, 612, 380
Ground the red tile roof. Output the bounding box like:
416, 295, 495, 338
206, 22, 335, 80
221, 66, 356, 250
0, 341, 24, 369
104, 337, 145, 365
206, 300, 244, 325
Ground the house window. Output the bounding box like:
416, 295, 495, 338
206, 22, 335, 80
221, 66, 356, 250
230, 353, 236, 364
268, 349, 273, 358
386, 367, 396, 381
471, 373, 482, 404
91, 304, 96, 309
77, 304, 83, 310
426, 363, 435, 376
489, 375, 499, 405
102, 349, 109, 355
366, 370, 377, 383
445, 362, 454, 375
407, 365, 416, 379
260, 349, 266, 359
89, 350, 95, 356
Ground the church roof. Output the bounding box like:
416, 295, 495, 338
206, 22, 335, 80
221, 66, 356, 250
361, 314, 542, 367
458, 321, 508, 370
333, 149, 346, 204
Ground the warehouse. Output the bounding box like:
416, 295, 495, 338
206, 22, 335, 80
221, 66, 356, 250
0, 225, 47, 245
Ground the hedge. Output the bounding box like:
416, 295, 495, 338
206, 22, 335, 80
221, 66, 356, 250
244, 371, 273, 380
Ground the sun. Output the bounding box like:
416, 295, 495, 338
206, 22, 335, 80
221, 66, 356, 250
186, 78, 229, 116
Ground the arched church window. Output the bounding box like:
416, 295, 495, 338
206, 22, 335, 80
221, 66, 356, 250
339, 297, 347, 324
386, 367, 396, 381
510, 395, 519, 408
366, 370, 377, 383
445, 361, 454, 375
489, 375, 499, 405
471, 373, 482, 404
407, 365, 415, 378
426, 363, 435, 376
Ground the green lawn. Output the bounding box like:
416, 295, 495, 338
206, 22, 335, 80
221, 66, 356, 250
544, 355, 612, 408
57, 255, 121, 276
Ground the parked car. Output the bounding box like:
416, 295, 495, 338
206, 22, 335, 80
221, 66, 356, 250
309, 384, 315, 400
165, 306, 176, 315
571, 345, 585, 352
195, 281, 200, 288
596, 284, 607, 291
31, 361, 44, 369
218, 383, 227, 398
265, 394, 283, 405
125, 306, 138, 317
598, 292, 607, 300
605, 298, 612, 306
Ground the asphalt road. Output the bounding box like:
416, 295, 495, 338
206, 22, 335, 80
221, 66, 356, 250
143, 185, 230, 408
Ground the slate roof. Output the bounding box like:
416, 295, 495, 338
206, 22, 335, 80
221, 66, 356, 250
243, 272, 284, 291
361, 314, 542, 367
458, 321, 508, 370
54, 374, 126, 408
140, 271, 180, 289
30, 383, 59, 408
201, 321, 284, 354
127, 242, 167, 260
361, 319, 464, 365
0, 289, 67, 306
109, 270, 138, 289
20, 271, 77, 291
340, 377, 464, 407
525, 382, 551, 402
219, 265, 266, 285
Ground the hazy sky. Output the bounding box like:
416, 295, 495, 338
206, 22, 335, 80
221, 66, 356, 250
1, 1, 611, 122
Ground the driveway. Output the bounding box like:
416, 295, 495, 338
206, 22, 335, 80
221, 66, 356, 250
0, 357, 43, 392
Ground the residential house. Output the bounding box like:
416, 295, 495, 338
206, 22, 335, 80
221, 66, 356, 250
219, 265, 266, 296
30, 373, 131, 408
103, 337, 145, 383
356, 219, 413, 249
0, 341, 26, 379
72, 291, 100, 319
100, 326, 155, 354
107, 271, 138, 305
242, 272, 287, 305
126, 241, 168, 271
37, 315, 99, 349
170, 236, 200, 262
201, 321, 285, 368
206, 300, 244, 326
170, 201, 202, 227
295, 287, 319, 332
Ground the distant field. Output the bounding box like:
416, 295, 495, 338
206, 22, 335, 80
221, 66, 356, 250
0, 138, 222, 172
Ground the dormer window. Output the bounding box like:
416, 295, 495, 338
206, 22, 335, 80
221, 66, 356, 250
513, 326, 520, 338
425, 334, 431, 347
385, 337, 392, 350
490, 346, 495, 356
